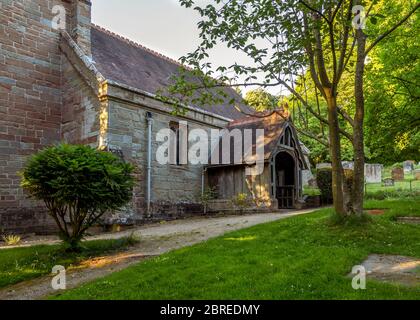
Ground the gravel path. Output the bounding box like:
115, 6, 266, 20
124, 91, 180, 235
0, 209, 315, 300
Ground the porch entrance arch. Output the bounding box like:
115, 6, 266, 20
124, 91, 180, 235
271, 151, 297, 209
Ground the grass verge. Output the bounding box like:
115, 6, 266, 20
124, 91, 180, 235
0, 236, 137, 289
51, 199, 420, 300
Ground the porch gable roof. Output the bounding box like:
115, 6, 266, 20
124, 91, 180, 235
207, 111, 307, 168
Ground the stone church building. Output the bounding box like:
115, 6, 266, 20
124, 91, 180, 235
0, 0, 308, 234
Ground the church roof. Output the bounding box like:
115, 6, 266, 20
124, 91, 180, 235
90, 25, 253, 120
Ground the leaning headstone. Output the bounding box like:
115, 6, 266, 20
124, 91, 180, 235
316, 163, 332, 169
391, 167, 404, 181
403, 161, 415, 174
415, 169, 420, 180
365, 164, 383, 183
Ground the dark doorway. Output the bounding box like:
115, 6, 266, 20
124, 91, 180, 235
275, 152, 295, 208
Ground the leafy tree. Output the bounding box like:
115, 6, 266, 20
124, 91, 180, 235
290, 0, 419, 166
364, 0, 420, 164
166, 0, 419, 218
244, 88, 279, 111
21, 144, 135, 251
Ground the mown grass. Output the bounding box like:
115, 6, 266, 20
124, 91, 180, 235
0, 237, 137, 289
51, 199, 420, 300
303, 186, 322, 196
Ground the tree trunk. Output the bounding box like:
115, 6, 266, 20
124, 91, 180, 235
352, 27, 367, 216
325, 89, 346, 216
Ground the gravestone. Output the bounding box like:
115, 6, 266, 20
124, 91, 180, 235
316, 163, 332, 170
365, 164, 383, 183
383, 178, 395, 187
403, 161, 415, 174
301, 169, 314, 187
334, 162, 383, 183
342, 161, 354, 170
391, 167, 404, 181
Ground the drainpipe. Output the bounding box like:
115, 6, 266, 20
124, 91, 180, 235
146, 112, 153, 217
201, 167, 208, 197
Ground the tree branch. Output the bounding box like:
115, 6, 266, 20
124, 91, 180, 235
336, 0, 354, 84
294, 126, 330, 147
331, 0, 345, 23
276, 77, 353, 143
338, 105, 355, 127
299, 0, 330, 23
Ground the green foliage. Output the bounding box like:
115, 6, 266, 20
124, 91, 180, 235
316, 169, 333, 202
162, 0, 419, 169
291, 69, 355, 165
21, 144, 135, 250
303, 186, 321, 196
231, 193, 251, 213
391, 162, 403, 169
244, 88, 279, 111
198, 187, 217, 214
316, 168, 353, 202
286, 0, 420, 166
364, 0, 420, 164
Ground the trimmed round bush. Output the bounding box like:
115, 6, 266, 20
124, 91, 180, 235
21, 144, 135, 250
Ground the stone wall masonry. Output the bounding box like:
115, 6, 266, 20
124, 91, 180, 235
69, 0, 92, 56
106, 97, 228, 220
106, 83, 230, 129
0, 0, 75, 233
0, 0, 236, 232
61, 53, 100, 145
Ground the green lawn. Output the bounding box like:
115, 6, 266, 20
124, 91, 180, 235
366, 180, 419, 191
52, 198, 420, 300
0, 237, 137, 289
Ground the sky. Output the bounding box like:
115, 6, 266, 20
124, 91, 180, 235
90, 0, 285, 96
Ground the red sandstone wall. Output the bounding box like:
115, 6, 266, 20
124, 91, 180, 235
0, 0, 91, 234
